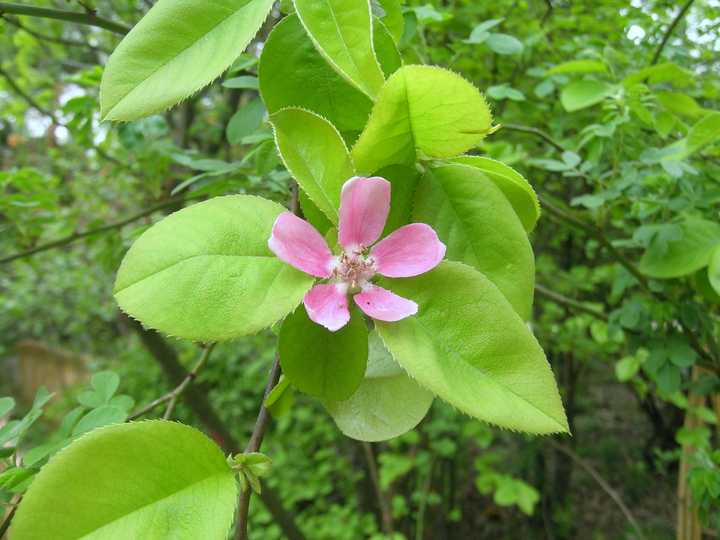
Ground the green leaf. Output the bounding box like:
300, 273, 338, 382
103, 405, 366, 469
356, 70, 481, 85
687, 112, 720, 154
414, 164, 535, 320
376, 0, 404, 43
72, 406, 128, 437
100, 0, 275, 121
352, 65, 492, 174
376, 261, 568, 434
708, 245, 720, 296
259, 15, 372, 139
270, 107, 355, 224
639, 218, 720, 279
294, 0, 385, 99
0, 397, 15, 417
623, 63, 693, 88
91, 371, 120, 403
227, 98, 266, 145
325, 331, 433, 441
11, 421, 237, 540
655, 91, 707, 119
560, 80, 613, 112
547, 59, 607, 75
378, 164, 421, 237
279, 307, 368, 401
485, 33, 523, 55
372, 18, 402, 78
449, 156, 540, 232
615, 356, 642, 382
114, 196, 314, 341
222, 75, 259, 89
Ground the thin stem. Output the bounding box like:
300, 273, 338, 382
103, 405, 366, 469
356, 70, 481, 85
0, 66, 59, 124
361, 442, 394, 534
1, 14, 108, 52
0, 3, 130, 34
129, 343, 216, 421
535, 284, 608, 322
650, 0, 695, 65
234, 356, 282, 540
1, 194, 202, 265
0, 496, 20, 538
547, 440, 646, 540
502, 123, 566, 153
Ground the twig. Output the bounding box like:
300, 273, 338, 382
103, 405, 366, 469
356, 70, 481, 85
129, 343, 216, 421
0, 495, 20, 538
1, 194, 202, 265
0, 2, 130, 35
234, 356, 282, 540
1, 14, 108, 52
650, 0, 695, 65
502, 123, 566, 153
361, 442, 394, 534
0, 66, 59, 124
547, 440, 646, 540
535, 284, 608, 321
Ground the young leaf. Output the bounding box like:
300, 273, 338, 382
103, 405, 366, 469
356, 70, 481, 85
639, 218, 720, 279
100, 0, 275, 121
485, 33, 523, 55
227, 98, 266, 145
114, 196, 314, 341
11, 421, 237, 540
91, 371, 120, 403
414, 164, 535, 320
709, 245, 720, 296
293, 0, 385, 99
72, 406, 128, 437
279, 307, 368, 401
352, 65, 492, 174
376, 261, 568, 434
449, 156, 540, 232
560, 80, 613, 112
547, 59, 607, 75
325, 331, 433, 441
259, 15, 371, 139
271, 108, 355, 224
375, 0, 404, 43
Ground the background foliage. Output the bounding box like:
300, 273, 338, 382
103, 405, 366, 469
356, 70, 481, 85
1, 0, 719, 539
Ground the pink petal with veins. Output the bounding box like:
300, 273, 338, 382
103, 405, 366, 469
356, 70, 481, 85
338, 176, 391, 251
268, 212, 334, 278
304, 283, 350, 332
371, 223, 446, 278
354, 285, 418, 322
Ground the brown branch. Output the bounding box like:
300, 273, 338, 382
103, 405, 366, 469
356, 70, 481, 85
650, 0, 695, 65
1, 194, 202, 265
361, 442, 394, 534
547, 440, 646, 540
129, 343, 216, 421
234, 356, 282, 540
0, 2, 130, 34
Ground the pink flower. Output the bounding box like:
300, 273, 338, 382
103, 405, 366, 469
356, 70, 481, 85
269, 177, 446, 331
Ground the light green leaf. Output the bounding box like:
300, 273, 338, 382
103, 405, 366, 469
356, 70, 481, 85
0, 397, 15, 417
294, 0, 385, 99
707, 245, 720, 296
449, 156, 539, 232
279, 307, 368, 401
222, 75, 259, 89
376, 262, 568, 434
114, 196, 314, 341
687, 112, 720, 154
560, 80, 613, 112
376, 0, 404, 42
547, 59, 607, 75
260, 15, 372, 138
91, 371, 120, 403
325, 331, 433, 441
352, 65, 492, 174
100, 0, 275, 121
655, 91, 707, 119
227, 98, 266, 145
378, 164, 420, 237
270, 108, 355, 224
639, 218, 720, 279
414, 164, 535, 320
486, 33, 523, 55
615, 355, 642, 382
623, 63, 693, 88
11, 421, 237, 540
72, 406, 127, 437
373, 18, 402, 77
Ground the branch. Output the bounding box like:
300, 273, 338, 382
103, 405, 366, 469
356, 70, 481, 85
535, 284, 608, 322
547, 440, 646, 540
1, 194, 202, 265
361, 442, 394, 535
129, 343, 216, 421
0, 498, 19, 538
502, 123, 566, 153
0, 66, 59, 123
0, 2, 130, 35
650, 0, 695, 65
1, 14, 108, 53
235, 356, 282, 540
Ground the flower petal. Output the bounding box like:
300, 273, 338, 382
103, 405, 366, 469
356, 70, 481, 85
338, 176, 391, 250
268, 212, 334, 278
304, 283, 351, 332
370, 223, 446, 277
353, 285, 418, 322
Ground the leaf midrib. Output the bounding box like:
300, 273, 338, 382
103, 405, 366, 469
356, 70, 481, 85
78, 472, 232, 539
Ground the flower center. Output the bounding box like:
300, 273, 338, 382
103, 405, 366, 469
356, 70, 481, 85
334, 250, 376, 291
